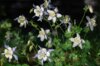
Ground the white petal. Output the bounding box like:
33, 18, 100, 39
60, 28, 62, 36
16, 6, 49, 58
12, 47, 16, 52
34, 54, 38, 58
48, 58, 52, 62
4, 44, 10, 49
40, 36, 45, 41
70, 38, 74, 42
76, 33, 80, 39
44, 35, 47, 39
41, 60, 44, 65
57, 13, 62, 18
48, 49, 54, 53
48, 16, 52, 20
46, 52, 50, 57
86, 16, 90, 22
82, 39, 85, 43
53, 17, 56, 23
89, 23, 94, 31
41, 7, 44, 11
79, 43, 82, 49
13, 54, 18, 61
47, 10, 51, 13
54, 8, 58, 12
8, 58, 11, 62
45, 29, 50, 34
43, 57, 47, 61
14, 17, 18, 21
73, 43, 78, 48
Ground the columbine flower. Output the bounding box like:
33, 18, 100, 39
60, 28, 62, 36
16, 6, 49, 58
38, 28, 50, 41
34, 5, 44, 21
47, 8, 62, 23
86, 16, 96, 31
2, 45, 18, 62
61, 15, 70, 24
70, 33, 85, 49
15, 15, 28, 27
34, 47, 53, 65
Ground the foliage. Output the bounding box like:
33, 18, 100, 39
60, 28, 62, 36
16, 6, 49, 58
0, 0, 100, 66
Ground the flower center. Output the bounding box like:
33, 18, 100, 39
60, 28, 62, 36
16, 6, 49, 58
38, 51, 46, 59
74, 37, 81, 44
49, 11, 56, 17
40, 31, 45, 36
5, 49, 13, 58
18, 16, 26, 23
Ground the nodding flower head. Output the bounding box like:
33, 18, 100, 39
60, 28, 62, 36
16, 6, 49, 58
86, 16, 96, 31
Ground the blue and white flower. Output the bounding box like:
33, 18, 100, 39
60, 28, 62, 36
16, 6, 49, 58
86, 16, 96, 31
70, 33, 85, 49
15, 15, 28, 27
34, 5, 44, 21
34, 47, 53, 65
38, 28, 50, 41
2, 45, 18, 62
47, 8, 62, 23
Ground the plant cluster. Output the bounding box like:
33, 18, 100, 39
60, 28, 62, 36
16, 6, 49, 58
0, 0, 99, 66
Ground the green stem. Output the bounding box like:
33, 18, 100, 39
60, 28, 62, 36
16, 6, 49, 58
79, 9, 88, 26
56, 22, 64, 34
30, 21, 40, 31
84, 32, 88, 39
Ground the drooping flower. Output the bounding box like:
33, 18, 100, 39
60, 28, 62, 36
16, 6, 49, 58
43, 0, 52, 8
84, 0, 95, 13
70, 33, 85, 49
67, 22, 72, 33
86, 16, 96, 31
34, 47, 53, 65
47, 8, 62, 23
2, 45, 18, 62
34, 5, 44, 21
88, 5, 93, 13
15, 15, 28, 27
38, 28, 50, 41
61, 15, 70, 24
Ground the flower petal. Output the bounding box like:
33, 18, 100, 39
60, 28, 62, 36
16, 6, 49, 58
13, 54, 18, 61
53, 17, 56, 23
57, 13, 62, 18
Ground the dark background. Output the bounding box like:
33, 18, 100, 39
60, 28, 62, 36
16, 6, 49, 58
0, 0, 100, 30
1, 0, 99, 20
